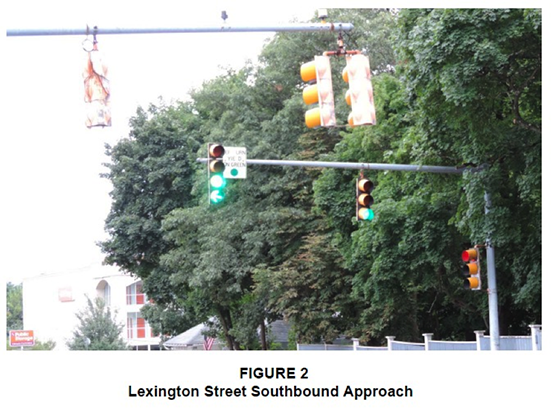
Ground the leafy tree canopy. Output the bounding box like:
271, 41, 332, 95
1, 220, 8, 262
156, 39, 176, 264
100, 9, 541, 348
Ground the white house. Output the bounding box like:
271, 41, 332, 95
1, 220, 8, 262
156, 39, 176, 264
22, 262, 160, 350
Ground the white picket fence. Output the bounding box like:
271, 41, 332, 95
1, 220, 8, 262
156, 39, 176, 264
297, 324, 542, 351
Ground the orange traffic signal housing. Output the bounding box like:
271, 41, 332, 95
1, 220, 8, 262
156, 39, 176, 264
343, 54, 376, 127
300, 56, 336, 128
462, 247, 481, 290
356, 175, 374, 221
208, 143, 226, 204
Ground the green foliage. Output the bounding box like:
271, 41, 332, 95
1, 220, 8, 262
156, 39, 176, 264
6, 282, 23, 335
101, 9, 541, 348
254, 228, 359, 344
100, 101, 204, 335
100, 101, 203, 276
66, 296, 128, 350
7, 339, 56, 351
394, 8, 541, 334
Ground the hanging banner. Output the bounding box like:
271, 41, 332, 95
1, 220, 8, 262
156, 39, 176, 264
83, 39, 111, 128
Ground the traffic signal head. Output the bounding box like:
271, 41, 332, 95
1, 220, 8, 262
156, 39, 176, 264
300, 55, 336, 128
208, 143, 226, 204
343, 54, 376, 127
461, 248, 481, 290
356, 175, 374, 221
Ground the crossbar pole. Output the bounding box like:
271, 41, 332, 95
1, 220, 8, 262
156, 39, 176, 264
7, 23, 353, 37
197, 158, 471, 174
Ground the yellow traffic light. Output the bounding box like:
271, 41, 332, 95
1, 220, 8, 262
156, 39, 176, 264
461, 248, 481, 290
300, 56, 336, 128
343, 54, 376, 127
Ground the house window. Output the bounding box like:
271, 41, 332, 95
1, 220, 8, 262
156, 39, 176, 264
127, 312, 147, 339
126, 281, 145, 305
96, 280, 111, 306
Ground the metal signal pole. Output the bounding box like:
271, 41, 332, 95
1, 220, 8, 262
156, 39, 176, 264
7, 22, 353, 37
197, 157, 473, 174
484, 192, 500, 350
197, 157, 500, 349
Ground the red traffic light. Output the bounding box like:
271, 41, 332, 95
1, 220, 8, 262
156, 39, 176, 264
462, 248, 478, 262
209, 144, 225, 158
461, 247, 480, 290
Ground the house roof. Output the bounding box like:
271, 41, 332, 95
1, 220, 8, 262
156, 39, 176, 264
163, 322, 213, 348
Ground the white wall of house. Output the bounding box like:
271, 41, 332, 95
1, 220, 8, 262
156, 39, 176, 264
22, 262, 159, 350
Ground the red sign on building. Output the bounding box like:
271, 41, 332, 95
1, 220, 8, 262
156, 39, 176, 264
9, 330, 35, 347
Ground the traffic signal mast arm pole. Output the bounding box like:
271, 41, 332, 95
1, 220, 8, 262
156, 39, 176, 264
7, 23, 354, 37
197, 156, 499, 350
197, 157, 478, 174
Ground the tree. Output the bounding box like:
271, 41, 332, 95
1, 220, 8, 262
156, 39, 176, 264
99, 9, 540, 347
242, 8, 399, 344
100, 9, 399, 347
6, 282, 23, 335
66, 296, 128, 350
100, 101, 204, 337
311, 8, 541, 342
394, 8, 541, 335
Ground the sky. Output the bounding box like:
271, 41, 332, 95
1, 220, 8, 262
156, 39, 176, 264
2, 0, 322, 284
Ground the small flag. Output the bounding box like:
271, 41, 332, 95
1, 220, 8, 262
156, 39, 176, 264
203, 336, 215, 351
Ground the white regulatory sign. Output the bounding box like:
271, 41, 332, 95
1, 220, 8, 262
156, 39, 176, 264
223, 146, 247, 179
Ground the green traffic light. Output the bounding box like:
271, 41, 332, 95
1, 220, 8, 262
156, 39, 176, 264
209, 174, 226, 204
210, 174, 226, 189
210, 189, 225, 204
360, 208, 374, 221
